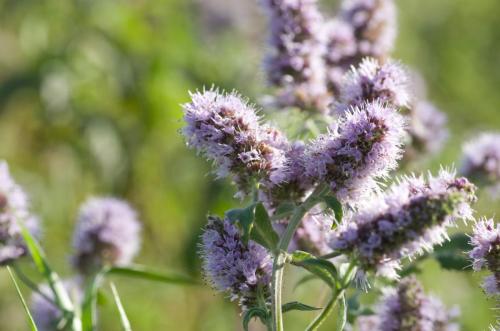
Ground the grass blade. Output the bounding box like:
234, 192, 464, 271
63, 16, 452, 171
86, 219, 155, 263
81, 270, 106, 331
7, 266, 39, 331
108, 265, 199, 285
110, 282, 132, 331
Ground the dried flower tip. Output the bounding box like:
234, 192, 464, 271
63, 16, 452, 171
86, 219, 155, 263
200, 216, 272, 310
72, 197, 141, 274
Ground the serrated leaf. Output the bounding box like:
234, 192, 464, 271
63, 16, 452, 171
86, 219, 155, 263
271, 202, 296, 220
323, 195, 343, 228
7, 267, 38, 331
282, 301, 321, 313
291, 251, 338, 289
251, 203, 279, 251
336, 294, 347, 331
243, 307, 268, 331
225, 204, 256, 243
108, 265, 199, 285
110, 282, 132, 331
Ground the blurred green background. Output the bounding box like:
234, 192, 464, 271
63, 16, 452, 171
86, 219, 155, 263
0, 0, 499, 330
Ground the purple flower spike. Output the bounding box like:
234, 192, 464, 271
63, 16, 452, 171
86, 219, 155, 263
469, 218, 500, 296
336, 57, 410, 113
200, 216, 272, 310
0, 161, 39, 266
331, 169, 476, 279
461, 133, 500, 197
358, 277, 459, 331
72, 197, 141, 274
340, 0, 396, 61
182, 88, 287, 197
305, 101, 406, 205
260, 0, 330, 111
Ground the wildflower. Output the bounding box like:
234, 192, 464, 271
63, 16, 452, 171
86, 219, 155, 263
0, 161, 39, 266
182, 89, 287, 197
336, 57, 409, 113
31, 280, 82, 331
405, 101, 449, 159
72, 197, 141, 274
357, 277, 459, 331
305, 101, 406, 205
469, 218, 500, 296
200, 216, 272, 310
461, 133, 500, 197
260, 0, 330, 111
331, 169, 476, 279
340, 0, 396, 61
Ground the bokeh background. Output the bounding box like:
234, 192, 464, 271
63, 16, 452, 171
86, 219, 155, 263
0, 0, 499, 330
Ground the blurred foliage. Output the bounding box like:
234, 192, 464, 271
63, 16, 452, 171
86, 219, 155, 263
0, 0, 498, 330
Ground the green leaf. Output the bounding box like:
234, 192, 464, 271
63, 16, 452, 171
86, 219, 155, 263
225, 204, 256, 243
282, 301, 321, 313
271, 202, 296, 220
108, 265, 199, 285
291, 251, 338, 289
243, 307, 268, 331
336, 294, 347, 331
251, 203, 279, 251
323, 195, 343, 228
18, 224, 76, 316
110, 282, 132, 331
6, 266, 39, 331
433, 233, 472, 271
82, 270, 106, 331
293, 274, 319, 291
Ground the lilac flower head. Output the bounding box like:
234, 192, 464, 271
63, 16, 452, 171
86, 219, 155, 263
469, 218, 500, 296
200, 216, 272, 310
331, 169, 476, 279
461, 133, 500, 197
305, 101, 406, 205
72, 197, 141, 274
405, 101, 449, 158
260, 0, 330, 111
31, 279, 82, 331
0, 161, 39, 266
340, 0, 397, 60
357, 277, 459, 331
336, 57, 410, 113
182, 89, 287, 197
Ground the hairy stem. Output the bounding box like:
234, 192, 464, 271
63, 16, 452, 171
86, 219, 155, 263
271, 184, 328, 331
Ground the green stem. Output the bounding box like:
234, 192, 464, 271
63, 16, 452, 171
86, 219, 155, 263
271, 184, 328, 331
12, 263, 56, 305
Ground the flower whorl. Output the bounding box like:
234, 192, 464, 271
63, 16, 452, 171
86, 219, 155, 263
357, 277, 459, 331
469, 218, 500, 296
461, 133, 500, 196
331, 169, 476, 279
182, 89, 287, 197
336, 57, 409, 114
72, 197, 141, 274
340, 0, 396, 61
261, 0, 330, 111
0, 161, 39, 266
200, 216, 272, 310
305, 102, 406, 205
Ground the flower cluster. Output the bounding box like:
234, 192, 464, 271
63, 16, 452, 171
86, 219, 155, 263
261, 0, 330, 111
336, 57, 409, 114
0, 161, 39, 266
305, 102, 406, 205
339, 0, 396, 61
331, 169, 476, 279
461, 133, 500, 196
357, 277, 459, 331
200, 216, 272, 310
71, 197, 141, 274
182, 89, 287, 197
469, 218, 500, 296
